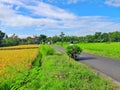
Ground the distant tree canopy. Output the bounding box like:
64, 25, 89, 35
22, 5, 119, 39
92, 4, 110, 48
2, 34, 20, 46
0, 30, 47, 47
0, 29, 120, 47
49, 31, 120, 43
38, 34, 47, 43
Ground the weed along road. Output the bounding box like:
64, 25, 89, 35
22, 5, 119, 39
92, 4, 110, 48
52, 46, 120, 84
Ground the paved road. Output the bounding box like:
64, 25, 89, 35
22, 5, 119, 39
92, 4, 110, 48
52, 46, 120, 83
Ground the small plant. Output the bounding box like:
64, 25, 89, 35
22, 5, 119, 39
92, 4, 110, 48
66, 45, 82, 59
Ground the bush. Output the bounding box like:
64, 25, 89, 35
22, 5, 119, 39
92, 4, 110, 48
66, 45, 82, 56
40, 45, 55, 57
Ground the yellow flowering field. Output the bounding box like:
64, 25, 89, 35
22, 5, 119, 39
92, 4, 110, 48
0, 45, 39, 74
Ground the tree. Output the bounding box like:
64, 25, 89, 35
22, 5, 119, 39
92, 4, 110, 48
38, 34, 47, 44
85, 35, 94, 43
109, 31, 120, 42
51, 36, 60, 43
0, 30, 5, 46
101, 33, 109, 42
2, 34, 20, 46
26, 36, 34, 44
94, 32, 102, 42
59, 32, 65, 46
60, 32, 65, 39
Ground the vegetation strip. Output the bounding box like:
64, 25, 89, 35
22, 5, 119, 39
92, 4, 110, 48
0, 47, 38, 50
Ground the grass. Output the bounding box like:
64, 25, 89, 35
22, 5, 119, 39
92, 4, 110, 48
78, 42, 120, 60
55, 42, 69, 48
0, 45, 116, 90
39, 45, 55, 57
36, 53, 115, 90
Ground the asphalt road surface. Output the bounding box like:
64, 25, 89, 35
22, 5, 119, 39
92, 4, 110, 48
52, 46, 120, 83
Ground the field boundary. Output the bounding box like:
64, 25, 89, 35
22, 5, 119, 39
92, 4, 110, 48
0, 47, 38, 50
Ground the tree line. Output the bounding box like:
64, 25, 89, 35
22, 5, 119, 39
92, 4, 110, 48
0, 30, 47, 47
0, 30, 120, 47
49, 31, 120, 43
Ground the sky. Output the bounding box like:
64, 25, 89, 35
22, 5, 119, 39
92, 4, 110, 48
0, 0, 120, 38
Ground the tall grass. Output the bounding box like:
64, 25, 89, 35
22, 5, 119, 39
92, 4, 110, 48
39, 45, 55, 57
32, 45, 55, 67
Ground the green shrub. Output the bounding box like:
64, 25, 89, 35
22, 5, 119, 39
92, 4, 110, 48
66, 45, 82, 56
39, 45, 55, 57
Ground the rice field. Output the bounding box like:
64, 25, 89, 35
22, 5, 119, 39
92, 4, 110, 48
78, 42, 120, 60
0, 45, 39, 74
0, 44, 39, 50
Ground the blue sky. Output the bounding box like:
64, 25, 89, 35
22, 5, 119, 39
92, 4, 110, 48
0, 0, 120, 38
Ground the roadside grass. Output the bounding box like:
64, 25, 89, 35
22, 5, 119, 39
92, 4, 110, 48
78, 42, 120, 60
0, 45, 116, 90
37, 53, 115, 90
55, 42, 69, 48
39, 45, 55, 57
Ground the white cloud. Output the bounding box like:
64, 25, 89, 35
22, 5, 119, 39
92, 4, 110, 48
31, 0, 86, 4
0, 0, 120, 36
0, 0, 76, 20
0, 3, 48, 27
0, 0, 76, 28
8, 34, 33, 38
67, 22, 120, 36
26, 2, 76, 20
105, 0, 120, 7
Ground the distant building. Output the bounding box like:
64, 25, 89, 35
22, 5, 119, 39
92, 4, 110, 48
34, 40, 40, 44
